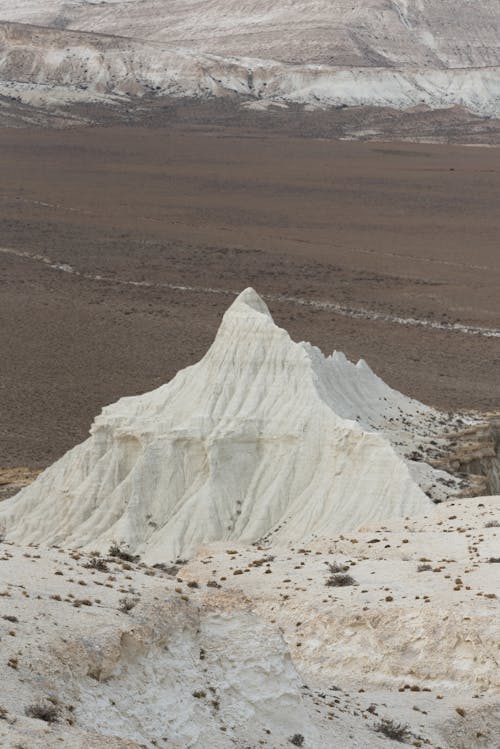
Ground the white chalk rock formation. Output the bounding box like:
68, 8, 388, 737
1, 288, 432, 561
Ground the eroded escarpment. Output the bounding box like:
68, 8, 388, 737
429, 413, 500, 496
0, 0, 500, 117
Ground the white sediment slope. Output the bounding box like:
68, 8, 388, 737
1, 287, 467, 562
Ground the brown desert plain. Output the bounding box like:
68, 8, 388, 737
0, 116, 499, 470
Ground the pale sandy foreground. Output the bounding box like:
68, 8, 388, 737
0, 495, 498, 749
0, 1, 499, 116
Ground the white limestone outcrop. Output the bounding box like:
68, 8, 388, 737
0, 288, 433, 561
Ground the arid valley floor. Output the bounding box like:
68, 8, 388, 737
1, 118, 499, 469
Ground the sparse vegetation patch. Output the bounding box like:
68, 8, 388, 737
326, 573, 356, 587
374, 718, 411, 742
25, 702, 59, 723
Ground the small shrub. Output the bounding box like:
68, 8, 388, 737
118, 596, 138, 613
327, 562, 348, 574
374, 718, 410, 742
289, 734, 304, 747
325, 573, 356, 587
25, 702, 59, 723
84, 557, 109, 572
485, 520, 499, 528
251, 554, 276, 567
153, 563, 179, 576
108, 543, 136, 563
417, 563, 432, 572
2, 614, 18, 623
488, 557, 500, 563
192, 690, 206, 699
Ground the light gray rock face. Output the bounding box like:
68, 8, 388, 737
0, 288, 447, 562
0, 1, 499, 115
1, 0, 499, 68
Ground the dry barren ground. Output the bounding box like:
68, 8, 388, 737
0, 495, 498, 748
0, 122, 499, 467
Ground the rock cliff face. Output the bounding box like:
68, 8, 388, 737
1, 0, 499, 69
0, 0, 499, 116
0, 288, 449, 562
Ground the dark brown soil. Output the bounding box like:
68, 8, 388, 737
0, 121, 498, 467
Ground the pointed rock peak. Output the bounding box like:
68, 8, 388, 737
225, 287, 273, 319
356, 358, 371, 371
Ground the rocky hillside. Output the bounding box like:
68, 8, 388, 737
0, 0, 499, 116
1, 0, 499, 68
